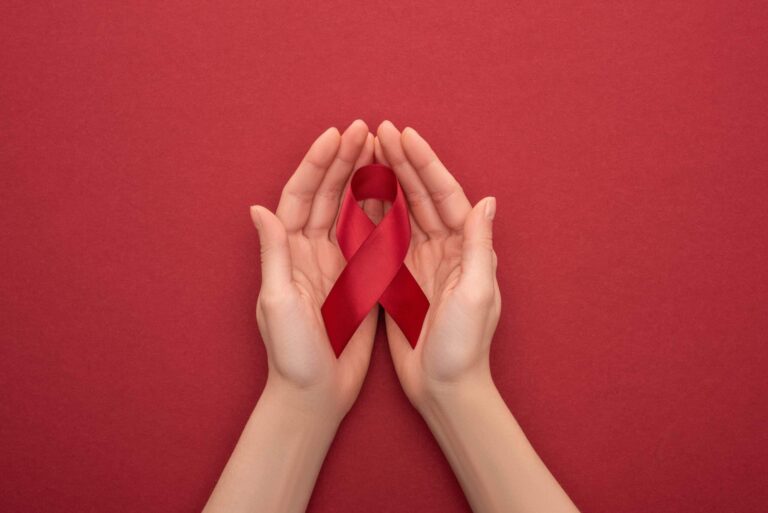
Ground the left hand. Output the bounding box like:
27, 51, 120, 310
250, 120, 382, 423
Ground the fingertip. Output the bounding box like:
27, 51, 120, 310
250, 205, 263, 230
308, 127, 342, 165
464, 197, 496, 239
484, 197, 496, 221
251, 205, 282, 230
323, 126, 341, 138
344, 120, 369, 147
315, 127, 340, 149
346, 118, 368, 132
378, 119, 399, 137
401, 127, 437, 169
378, 121, 405, 162
402, 126, 419, 140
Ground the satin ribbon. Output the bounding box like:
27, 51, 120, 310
321, 164, 429, 356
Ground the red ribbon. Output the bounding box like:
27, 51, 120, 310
321, 164, 429, 356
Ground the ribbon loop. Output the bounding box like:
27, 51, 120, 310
321, 164, 429, 356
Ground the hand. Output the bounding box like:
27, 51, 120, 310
205, 122, 383, 513
375, 121, 500, 408
250, 120, 380, 422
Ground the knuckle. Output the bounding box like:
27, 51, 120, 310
280, 187, 312, 205
314, 186, 343, 201
431, 185, 463, 205
407, 189, 432, 209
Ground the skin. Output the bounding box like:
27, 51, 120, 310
376, 121, 579, 513
203, 121, 579, 513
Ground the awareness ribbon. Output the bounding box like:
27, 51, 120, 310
321, 164, 429, 356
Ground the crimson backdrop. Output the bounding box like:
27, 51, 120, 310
2, 2, 767, 512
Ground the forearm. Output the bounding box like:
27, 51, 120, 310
419, 374, 579, 513
203, 382, 339, 513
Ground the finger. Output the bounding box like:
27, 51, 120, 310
458, 197, 496, 292
407, 211, 428, 245
276, 127, 341, 232
401, 127, 472, 231
374, 134, 388, 165
355, 131, 375, 170
375, 135, 427, 244
250, 205, 292, 293
377, 121, 447, 238
305, 120, 369, 236
329, 132, 375, 243
376, 135, 428, 244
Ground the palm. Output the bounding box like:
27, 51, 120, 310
390, 234, 478, 390
256, 234, 340, 379
289, 233, 347, 307
407, 234, 463, 300
261, 233, 376, 387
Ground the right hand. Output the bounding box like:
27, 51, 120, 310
375, 121, 501, 409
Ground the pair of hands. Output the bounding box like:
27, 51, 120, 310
250, 120, 500, 425
208, 122, 577, 513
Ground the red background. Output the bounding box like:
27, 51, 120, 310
2, 1, 767, 512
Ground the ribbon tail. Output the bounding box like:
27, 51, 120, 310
379, 264, 430, 347
321, 269, 381, 357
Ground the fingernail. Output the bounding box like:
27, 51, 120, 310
347, 119, 367, 131
250, 205, 262, 229
403, 127, 419, 138
485, 197, 496, 220
322, 126, 340, 138
379, 120, 396, 133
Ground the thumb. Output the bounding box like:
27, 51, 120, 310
458, 197, 496, 291
250, 205, 292, 293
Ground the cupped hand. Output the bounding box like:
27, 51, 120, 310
250, 120, 382, 421
376, 121, 501, 408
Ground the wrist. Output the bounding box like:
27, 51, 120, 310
212, 376, 342, 513
415, 370, 499, 421
260, 377, 345, 434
